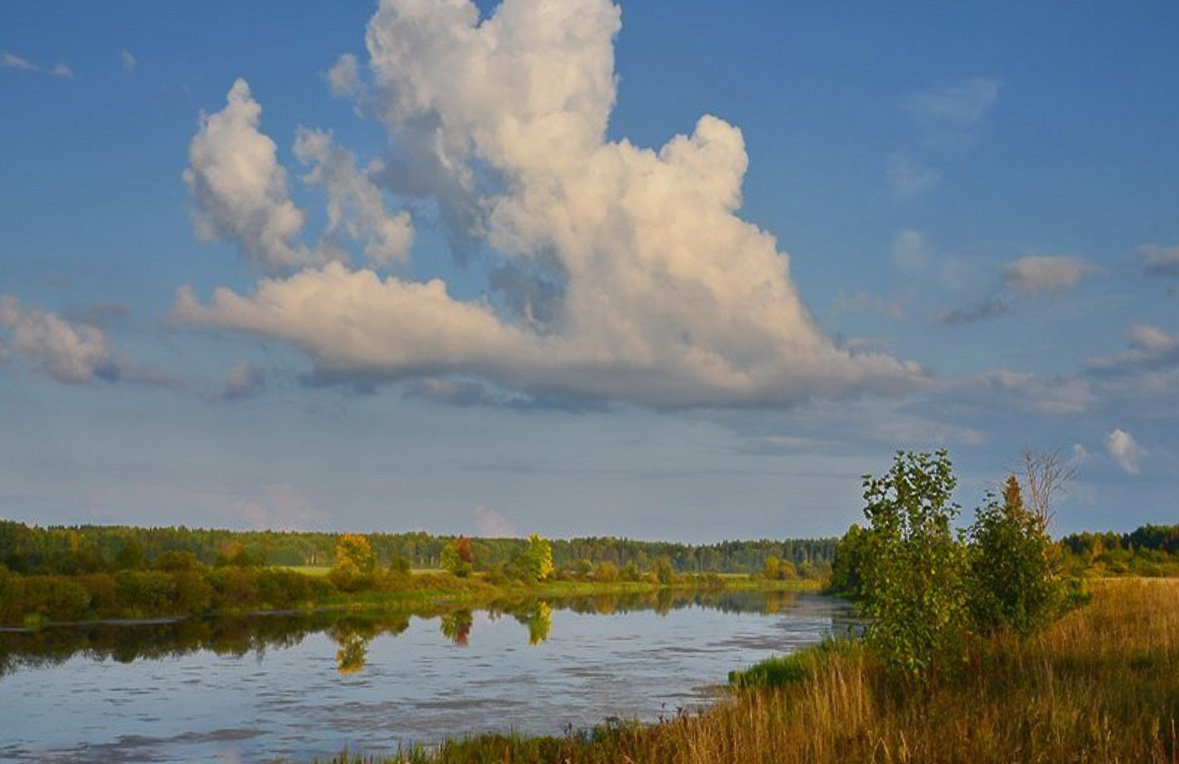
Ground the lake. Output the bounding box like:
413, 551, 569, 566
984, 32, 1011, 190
0, 590, 856, 763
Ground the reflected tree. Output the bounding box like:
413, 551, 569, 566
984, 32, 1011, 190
440, 609, 474, 646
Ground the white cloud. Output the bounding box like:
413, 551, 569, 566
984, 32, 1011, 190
0, 295, 171, 386
174, 0, 922, 409
183, 78, 318, 273
1141, 244, 1179, 277
0, 294, 115, 383
474, 505, 517, 537
120, 49, 136, 73
293, 128, 413, 267
1003, 255, 1096, 296
1106, 428, 1144, 475
902, 77, 999, 139
327, 53, 361, 97
886, 153, 940, 198
2, 52, 37, 71
1128, 324, 1175, 355
233, 485, 327, 530
2, 50, 73, 79
967, 370, 1095, 414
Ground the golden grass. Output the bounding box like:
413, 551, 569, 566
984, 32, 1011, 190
319, 578, 1179, 764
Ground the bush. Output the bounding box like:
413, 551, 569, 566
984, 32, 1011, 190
967, 476, 1069, 637
858, 450, 969, 683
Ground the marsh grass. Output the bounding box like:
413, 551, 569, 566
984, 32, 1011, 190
309, 578, 1179, 763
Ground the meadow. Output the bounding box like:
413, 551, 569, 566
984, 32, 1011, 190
310, 577, 1179, 763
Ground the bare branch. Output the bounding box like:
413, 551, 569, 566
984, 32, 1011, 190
1020, 447, 1077, 529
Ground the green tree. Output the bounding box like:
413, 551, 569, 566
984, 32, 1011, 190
859, 450, 968, 684
967, 475, 1069, 637
830, 524, 869, 597
388, 553, 412, 578
329, 534, 376, 591
593, 560, 618, 582
653, 555, 675, 585
761, 555, 781, 580
441, 536, 474, 578
514, 534, 554, 583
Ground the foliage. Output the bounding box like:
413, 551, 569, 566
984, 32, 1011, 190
592, 560, 617, 582
858, 450, 968, 683
0, 519, 838, 577
967, 476, 1070, 636
828, 524, 868, 597
329, 534, 377, 591
513, 534, 555, 583
653, 555, 675, 585
388, 554, 412, 577
759, 555, 799, 581
441, 537, 475, 578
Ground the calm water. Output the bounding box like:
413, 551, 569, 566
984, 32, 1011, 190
0, 591, 855, 763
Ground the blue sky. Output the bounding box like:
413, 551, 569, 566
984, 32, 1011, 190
1, 0, 1176, 541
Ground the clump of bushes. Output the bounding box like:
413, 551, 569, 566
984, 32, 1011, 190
830, 449, 1081, 685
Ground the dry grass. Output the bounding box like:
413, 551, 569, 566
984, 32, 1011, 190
318, 578, 1179, 764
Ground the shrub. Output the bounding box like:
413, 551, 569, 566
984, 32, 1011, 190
858, 450, 969, 684
967, 476, 1069, 637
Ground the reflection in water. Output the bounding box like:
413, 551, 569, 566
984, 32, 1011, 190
333, 631, 368, 674
514, 601, 551, 646
439, 610, 473, 646
0, 589, 856, 679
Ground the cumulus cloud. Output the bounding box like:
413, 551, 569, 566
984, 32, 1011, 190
293, 128, 413, 266
173, 0, 921, 408
1106, 428, 1144, 474
1003, 255, 1096, 296
0, 295, 172, 386
1141, 244, 1179, 277
2, 50, 72, 78
327, 53, 361, 97
183, 79, 318, 273
0, 294, 116, 383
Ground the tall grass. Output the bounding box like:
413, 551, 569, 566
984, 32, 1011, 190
311, 578, 1179, 763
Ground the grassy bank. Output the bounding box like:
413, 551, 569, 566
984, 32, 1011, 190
0, 564, 817, 627
308, 578, 1179, 763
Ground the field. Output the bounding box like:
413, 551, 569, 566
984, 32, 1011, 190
312, 578, 1179, 763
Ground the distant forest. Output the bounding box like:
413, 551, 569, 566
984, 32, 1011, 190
0, 519, 837, 577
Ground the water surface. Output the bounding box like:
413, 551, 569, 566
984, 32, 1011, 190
0, 591, 855, 763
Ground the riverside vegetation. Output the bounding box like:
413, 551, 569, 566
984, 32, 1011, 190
0, 523, 826, 626
294, 450, 1178, 763
4, 450, 1178, 761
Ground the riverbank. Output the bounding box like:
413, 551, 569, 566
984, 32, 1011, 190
302, 577, 1178, 763
0, 565, 819, 628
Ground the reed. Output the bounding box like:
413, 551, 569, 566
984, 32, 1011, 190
312, 578, 1179, 763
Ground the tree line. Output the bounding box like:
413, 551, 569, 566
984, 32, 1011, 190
0, 519, 836, 577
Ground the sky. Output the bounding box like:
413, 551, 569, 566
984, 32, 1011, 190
1, 0, 1176, 542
